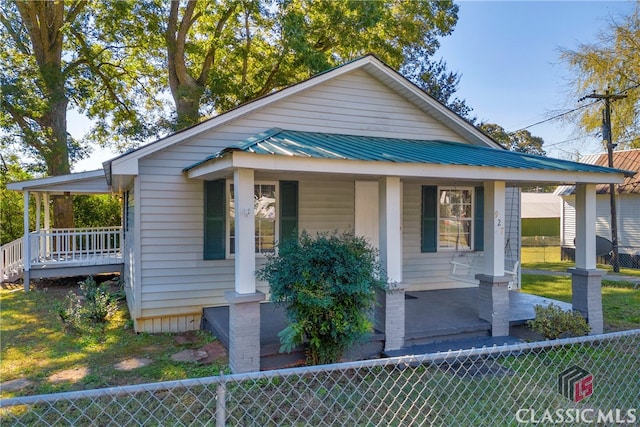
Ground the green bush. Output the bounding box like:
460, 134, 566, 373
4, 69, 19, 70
257, 231, 386, 365
527, 303, 590, 340
55, 276, 120, 332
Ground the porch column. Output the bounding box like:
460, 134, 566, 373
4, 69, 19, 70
379, 176, 406, 351
476, 181, 510, 336
23, 191, 31, 291
43, 193, 50, 255
225, 167, 264, 373
570, 184, 603, 334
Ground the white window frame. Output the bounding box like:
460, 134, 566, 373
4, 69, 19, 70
437, 186, 474, 251
226, 180, 279, 258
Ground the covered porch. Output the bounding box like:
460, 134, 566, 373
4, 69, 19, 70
185, 129, 632, 373
202, 288, 572, 369
2, 170, 123, 288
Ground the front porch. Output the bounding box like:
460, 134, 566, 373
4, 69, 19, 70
202, 288, 571, 369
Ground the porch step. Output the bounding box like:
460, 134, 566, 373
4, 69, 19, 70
383, 335, 522, 358
402, 321, 492, 348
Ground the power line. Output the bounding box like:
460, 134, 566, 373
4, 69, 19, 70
507, 101, 598, 134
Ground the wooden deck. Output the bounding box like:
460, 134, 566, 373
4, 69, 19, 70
1, 227, 123, 284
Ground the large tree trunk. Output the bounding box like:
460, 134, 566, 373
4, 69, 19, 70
16, 1, 76, 229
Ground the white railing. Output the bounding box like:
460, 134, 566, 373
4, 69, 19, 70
1, 236, 24, 281
1, 227, 123, 281
30, 227, 123, 263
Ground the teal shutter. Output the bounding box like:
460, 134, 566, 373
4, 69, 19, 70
204, 180, 226, 260
421, 186, 437, 253
279, 181, 298, 245
474, 186, 484, 251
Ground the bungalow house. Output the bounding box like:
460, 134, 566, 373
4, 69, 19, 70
3, 55, 632, 373
556, 149, 640, 267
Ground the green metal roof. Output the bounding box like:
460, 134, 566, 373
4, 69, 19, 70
185, 128, 634, 176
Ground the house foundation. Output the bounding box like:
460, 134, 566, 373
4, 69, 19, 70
569, 268, 604, 335
476, 274, 511, 336
224, 291, 265, 373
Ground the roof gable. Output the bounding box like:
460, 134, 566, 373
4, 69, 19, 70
107, 55, 501, 178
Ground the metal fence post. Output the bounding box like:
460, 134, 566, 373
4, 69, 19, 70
216, 372, 226, 427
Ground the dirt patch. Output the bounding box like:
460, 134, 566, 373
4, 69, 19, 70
1, 378, 34, 392
114, 358, 153, 371
48, 367, 90, 384
199, 341, 228, 364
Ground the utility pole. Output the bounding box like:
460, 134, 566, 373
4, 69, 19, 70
581, 89, 627, 272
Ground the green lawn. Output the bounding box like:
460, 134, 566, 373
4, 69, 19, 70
0, 278, 227, 398
521, 274, 640, 331
521, 246, 640, 277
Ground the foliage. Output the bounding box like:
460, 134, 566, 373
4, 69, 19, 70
527, 303, 590, 340
477, 123, 546, 155
0, 153, 33, 245
401, 53, 475, 121
105, 0, 461, 130
257, 231, 386, 365
73, 194, 122, 228
55, 276, 122, 332
560, 5, 640, 148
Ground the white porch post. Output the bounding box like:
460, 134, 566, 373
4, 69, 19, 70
43, 193, 51, 255
570, 184, 603, 334
224, 168, 264, 373
378, 176, 406, 352
23, 191, 31, 291
476, 181, 510, 336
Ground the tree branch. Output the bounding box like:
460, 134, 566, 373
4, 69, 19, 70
198, 4, 237, 85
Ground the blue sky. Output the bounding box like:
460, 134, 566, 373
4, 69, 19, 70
436, 0, 637, 159
72, 0, 637, 171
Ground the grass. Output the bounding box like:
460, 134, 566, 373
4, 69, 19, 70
521, 274, 640, 331
521, 246, 640, 277
0, 276, 228, 399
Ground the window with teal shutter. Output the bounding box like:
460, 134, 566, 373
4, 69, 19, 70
279, 181, 298, 244
474, 187, 484, 251
204, 180, 226, 259
421, 186, 437, 252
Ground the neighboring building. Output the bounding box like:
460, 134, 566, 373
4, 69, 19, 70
556, 149, 640, 267
521, 192, 561, 241
5, 55, 631, 372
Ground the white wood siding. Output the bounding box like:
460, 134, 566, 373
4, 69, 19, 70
562, 194, 640, 253
131, 68, 480, 332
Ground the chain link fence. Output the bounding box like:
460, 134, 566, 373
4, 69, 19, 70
2, 329, 638, 426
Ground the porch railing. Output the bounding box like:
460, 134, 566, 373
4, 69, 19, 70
1, 227, 123, 281
30, 227, 123, 263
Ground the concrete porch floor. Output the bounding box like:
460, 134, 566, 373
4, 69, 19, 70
202, 288, 571, 369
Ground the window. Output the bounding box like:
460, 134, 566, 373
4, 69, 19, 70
439, 188, 473, 250
203, 180, 298, 260
229, 182, 277, 255
422, 186, 483, 253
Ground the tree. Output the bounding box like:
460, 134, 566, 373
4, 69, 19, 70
130, 0, 461, 129
560, 5, 640, 147
478, 123, 546, 156
0, 1, 156, 228
0, 153, 33, 245
257, 231, 386, 365
401, 51, 475, 121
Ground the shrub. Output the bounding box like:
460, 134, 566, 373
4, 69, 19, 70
527, 303, 590, 340
55, 276, 120, 332
257, 230, 386, 365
